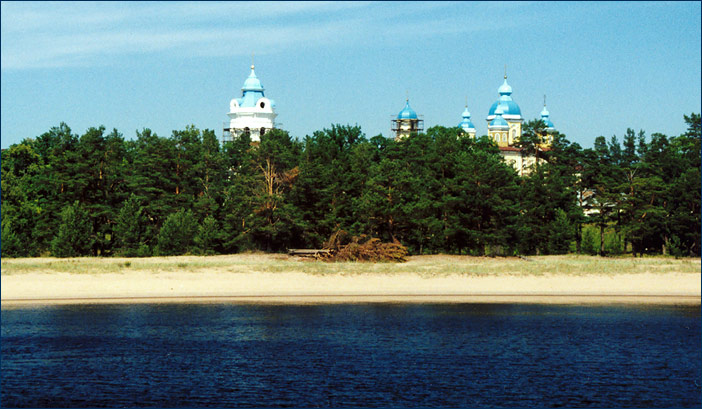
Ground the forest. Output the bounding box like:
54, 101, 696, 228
1, 113, 699, 258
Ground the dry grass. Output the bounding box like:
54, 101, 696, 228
1, 253, 699, 277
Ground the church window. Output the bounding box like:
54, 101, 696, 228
244, 127, 250, 137
260, 101, 266, 108
260, 127, 266, 136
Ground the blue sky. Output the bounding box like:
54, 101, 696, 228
1, 1, 700, 149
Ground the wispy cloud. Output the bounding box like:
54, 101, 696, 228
1, 1, 530, 70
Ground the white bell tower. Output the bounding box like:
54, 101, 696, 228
224, 57, 277, 143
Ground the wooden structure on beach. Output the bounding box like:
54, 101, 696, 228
287, 249, 332, 259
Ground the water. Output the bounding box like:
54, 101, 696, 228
2, 303, 700, 408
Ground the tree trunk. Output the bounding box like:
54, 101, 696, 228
575, 223, 582, 254
662, 235, 669, 256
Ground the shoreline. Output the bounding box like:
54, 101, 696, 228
2, 294, 700, 307
3, 255, 700, 307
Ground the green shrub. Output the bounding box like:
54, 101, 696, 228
1, 220, 23, 258
604, 231, 624, 255
156, 209, 199, 256
547, 209, 575, 254
581, 225, 599, 255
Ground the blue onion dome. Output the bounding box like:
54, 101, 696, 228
498, 77, 512, 96
459, 106, 475, 130
487, 75, 521, 118
488, 99, 522, 117
397, 99, 418, 119
490, 106, 509, 128
242, 65, 264, 92
541, 105, 555, 129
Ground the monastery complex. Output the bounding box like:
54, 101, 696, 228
224, 64, 556, 174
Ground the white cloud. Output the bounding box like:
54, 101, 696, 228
1, 1, 529, 70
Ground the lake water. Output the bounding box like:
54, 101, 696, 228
2, 303, 700, 408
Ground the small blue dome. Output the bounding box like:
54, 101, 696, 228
490, 108, 509, 128
242, 66, 264, 92
459, 118, 476, 130
397, 100, 418, 119
459, 107, 475, 131
498, 78, 512, 96
238, 65, 265, 107
541, 106, 555, 129
490, 116, 509, 128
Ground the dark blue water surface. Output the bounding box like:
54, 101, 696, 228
1, 303, 700, 408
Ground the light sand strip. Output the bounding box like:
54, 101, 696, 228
2, 294, 700, 307
2, 269, 700, 307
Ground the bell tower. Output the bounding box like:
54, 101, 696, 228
224, 56, 278, 144
391, 98, 424, 140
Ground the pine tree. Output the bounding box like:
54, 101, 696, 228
196, 216, 220, 255
113, 194, 148, 257
156, 209, 199, 256
51, 201, 95, 257
125, 128, 179, 246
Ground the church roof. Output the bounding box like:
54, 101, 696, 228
541, 105, 555, 129
498, 78, 512, 96
397, 99, 418, 119
489, 109, 509, 128
238, 65, 265, 108
459, 106, 476, 131
487, 76, 522, 118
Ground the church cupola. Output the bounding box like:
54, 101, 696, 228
391, 99, 424, 140
458, 104, 476, 138
224, 61, 278, 144
540, 97, 555, 131
539, 96, 556, 147
488, 105, 510, 146
486, 69, 523, 146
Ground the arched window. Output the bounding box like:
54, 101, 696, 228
244, 127, 250, 137
259, 101, 266, 109
260, 127, 266, 136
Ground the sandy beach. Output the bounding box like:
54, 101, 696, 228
2, 254, 700, 306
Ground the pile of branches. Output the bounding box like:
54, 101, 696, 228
322, 230, 408, 262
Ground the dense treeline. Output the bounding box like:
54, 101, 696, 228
1, 114, 699, 258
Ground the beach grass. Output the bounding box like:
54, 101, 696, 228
2, 253, 699, 277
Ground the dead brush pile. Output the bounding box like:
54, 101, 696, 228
322, 230, 408, 262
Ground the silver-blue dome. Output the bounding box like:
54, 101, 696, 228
397, 100, 418, 119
